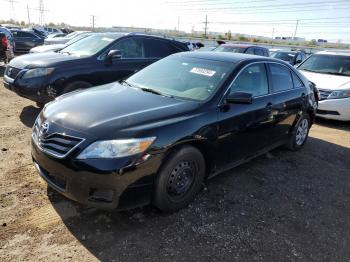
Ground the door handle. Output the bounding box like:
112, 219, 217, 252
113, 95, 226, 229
266, 102, 273, 111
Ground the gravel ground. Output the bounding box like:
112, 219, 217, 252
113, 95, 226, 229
0, 71, 350, 261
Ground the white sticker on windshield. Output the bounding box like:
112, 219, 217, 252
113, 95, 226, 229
190, 67, 216, 77
102, 37, 114, 42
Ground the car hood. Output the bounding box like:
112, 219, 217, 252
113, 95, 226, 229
30, 44, 66, 53
44, 37, 69, 45
42, 82, 201, 138
299, 70, 350, 90
8, 52, 81, 69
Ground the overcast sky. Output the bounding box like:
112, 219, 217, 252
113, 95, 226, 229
1, 0, 350, 42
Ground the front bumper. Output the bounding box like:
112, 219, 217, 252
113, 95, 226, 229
3, 73, 54, 103
31, 139, 162, 209
317, 97, 350, 121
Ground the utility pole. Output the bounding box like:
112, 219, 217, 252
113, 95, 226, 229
4, 0, 17, 20
204, 15, 208, 38
271, 27, 275, 40
91, 15, 95, 32
293, 20, 299, 40
177, 16, 180, 32
27, 4, 31, 25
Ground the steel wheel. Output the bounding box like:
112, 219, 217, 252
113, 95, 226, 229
295, 118, 309, 146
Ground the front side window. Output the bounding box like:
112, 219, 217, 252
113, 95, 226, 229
254, 49, 264, 56
112, 38, 144, 59
269, 64, 294, 92
127, 56, 234, 101
229, 63, 269, 97
143, 38, 176, 58
298, 54, 350, 76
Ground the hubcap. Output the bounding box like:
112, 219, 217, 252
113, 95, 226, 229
167, 161, 195, 199
296, 118, 309, 146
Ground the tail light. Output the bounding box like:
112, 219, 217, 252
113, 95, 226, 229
1, 36, 7, 49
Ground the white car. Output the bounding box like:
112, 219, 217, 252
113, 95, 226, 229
44, 31, 90, 45
298, 50, 350, 121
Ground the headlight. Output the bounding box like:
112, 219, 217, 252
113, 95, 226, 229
22, 68, 54, 79
328, 90, 350, 99
76, 137, 156, 159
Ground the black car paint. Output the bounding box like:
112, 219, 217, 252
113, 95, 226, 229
3, 34, 189, 103
31, 52, 316, 210
10, 29, 44, 52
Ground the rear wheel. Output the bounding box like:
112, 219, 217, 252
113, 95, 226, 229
287, 114, 311, 151
153, 145, 206, 212
62, 81, 92, 95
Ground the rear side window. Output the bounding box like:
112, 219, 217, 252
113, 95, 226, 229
230, 63, 269, 97
254, 48, 264, 56
291, 72, 304, 88
245, 48, 254, 55
143, 38, 177, 58
269, 64, 293, 92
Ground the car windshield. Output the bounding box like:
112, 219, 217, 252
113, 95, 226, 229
299, 54, 350, 76
65, 33, 90, 45
126, 55, 235, 102
65, 31, 80, 38
214, 45, 245, 53
59, 34, 121, 57
271, 52, 295, 63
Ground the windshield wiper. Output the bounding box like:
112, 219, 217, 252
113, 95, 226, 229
322, 71, 348, 76
140, 87, 163, 96
300, 68, 318, 73
60, 51, 72, 55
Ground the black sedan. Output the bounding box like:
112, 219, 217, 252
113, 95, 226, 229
31, 52, 317, 212
3, 33, 189, 106
10, 29, 44, 53
270, 50, 307, 66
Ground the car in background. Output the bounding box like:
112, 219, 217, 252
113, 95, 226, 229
196, 46, 217, 51
10, 29, 45, 53
30, 32, 93, 53
271, 50, 307, 66
31, 52, 316, 211
214, 44, 269, 57
4, 33, 189, 105
44, 31, 90, 45
0, 26, 15, 62
46, 33, 66, 38
298, 50, 350, 121
43, 27, 63, 35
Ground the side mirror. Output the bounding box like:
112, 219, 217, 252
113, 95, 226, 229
226, 92, 253, 104
105, 49, 122, 62
295, 59, 302, 65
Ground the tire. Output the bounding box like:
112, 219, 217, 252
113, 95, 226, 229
62, 81, 92, 95
287, 114, 311, 151
153, 145, 206, 212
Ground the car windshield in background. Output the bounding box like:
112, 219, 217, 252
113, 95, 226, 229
271, 52, 295, 63
65, 33, 90, 45
299, 54, 350, 76
59, 34, 121, 57
214, 45, 245, 53
126, 56, 234, 102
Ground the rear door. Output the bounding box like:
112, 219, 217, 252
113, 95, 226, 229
265, 62, 306, 144
217, 62, 274, 169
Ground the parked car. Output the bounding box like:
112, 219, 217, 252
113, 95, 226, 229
0, 26, 15, 62
3, 33, 189, 105
214, 44, 269, 57
30, 32, 92, 53
298, 50, 350, 121
44, 31, 89, 45
10, 29, 44, 53
46, 33, 66, 38
43, 27, 63, 35
271, 50, 307, 66
31, 52, 317, 212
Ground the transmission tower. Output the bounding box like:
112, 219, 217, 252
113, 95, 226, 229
4, 0, 17, 20
38, 0, 45, 25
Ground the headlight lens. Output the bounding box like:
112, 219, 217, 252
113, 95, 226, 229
76, 137, 156, 159
22, 68, 54, 79
327, 90, 350, 99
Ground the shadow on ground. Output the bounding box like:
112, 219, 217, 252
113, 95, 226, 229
315, 117, 350, 131
48, 137, 350, 261
19, 105, 41, 128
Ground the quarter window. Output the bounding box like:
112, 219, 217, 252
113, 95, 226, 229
245, 48, 254, 55
230, 63, 269, 97
112, 38, 144, 59
291, 72, 304, 88
269, 64, 293, 92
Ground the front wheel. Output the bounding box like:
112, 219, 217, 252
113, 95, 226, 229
287, 114, 311, 151
153, 145, 206, 212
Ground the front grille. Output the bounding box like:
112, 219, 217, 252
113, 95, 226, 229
33, 123, 84, 158
5, 66, 22, 79
318, 89, 332, 101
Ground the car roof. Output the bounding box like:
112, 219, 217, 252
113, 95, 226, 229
316, 50, 350, 56
221, 43, 268, 49
177, 51, 275, 63
274, 50, 298, 54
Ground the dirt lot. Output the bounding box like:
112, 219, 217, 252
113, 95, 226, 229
0, 71, 350, 261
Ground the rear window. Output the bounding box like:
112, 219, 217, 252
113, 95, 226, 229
143, 38, 177, 58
